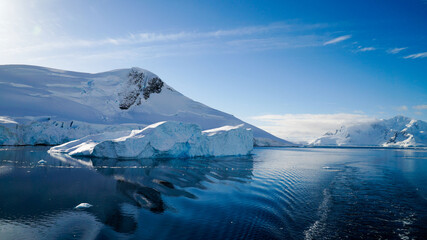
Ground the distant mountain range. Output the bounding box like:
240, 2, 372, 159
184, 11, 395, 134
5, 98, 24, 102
310, 116, 427, 147
0, 65, 294, 146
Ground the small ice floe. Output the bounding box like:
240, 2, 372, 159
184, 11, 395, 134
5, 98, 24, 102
74, 203, 93, 209
37, 159, 47, 165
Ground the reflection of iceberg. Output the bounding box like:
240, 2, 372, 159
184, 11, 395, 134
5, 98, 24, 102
49, 121, 254, 159
82, 154, 255, 214
116, 179, 165, 213
90, 155, 255, 200
0, 147, 255, 239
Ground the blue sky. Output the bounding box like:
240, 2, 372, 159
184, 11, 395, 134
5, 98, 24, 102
0, 0, 426, 141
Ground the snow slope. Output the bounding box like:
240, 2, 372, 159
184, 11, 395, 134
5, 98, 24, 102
0, 65, 294, 146
310, 116, 427, 147
49, 121, 253, 158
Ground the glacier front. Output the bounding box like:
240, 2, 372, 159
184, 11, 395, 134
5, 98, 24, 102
0, 116, 146, 146
49, 121, 253, 158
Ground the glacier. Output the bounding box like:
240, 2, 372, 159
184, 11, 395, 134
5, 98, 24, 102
310, 116, 427, 147
0, 116, 146, 145
49, 121, 254, 158
0, 65, 294, 147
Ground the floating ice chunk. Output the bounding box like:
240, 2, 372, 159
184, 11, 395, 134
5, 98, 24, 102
37, 159, 47, 165
74, 203, 93, 209
49, 121, 253, 159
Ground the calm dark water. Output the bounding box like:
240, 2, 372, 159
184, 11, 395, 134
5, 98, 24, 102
0, 147, 426, 240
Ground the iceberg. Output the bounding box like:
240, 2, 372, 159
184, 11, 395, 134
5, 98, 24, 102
49, 121, 253, 158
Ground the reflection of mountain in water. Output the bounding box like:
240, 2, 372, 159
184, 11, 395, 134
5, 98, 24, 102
0, 146, 254, 239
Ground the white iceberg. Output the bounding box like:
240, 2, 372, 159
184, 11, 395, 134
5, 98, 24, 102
49, 121, 253, 159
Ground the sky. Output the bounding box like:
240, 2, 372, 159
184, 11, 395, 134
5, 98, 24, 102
0, 0, 426, 142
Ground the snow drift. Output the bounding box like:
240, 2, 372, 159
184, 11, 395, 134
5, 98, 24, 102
49, 121, 253, 158
310, 116, 427, 147
0, 65, 294, 146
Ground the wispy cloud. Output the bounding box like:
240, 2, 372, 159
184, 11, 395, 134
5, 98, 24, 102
323, 35, 351, 45
226, 34, 325, 51
413, 105, 427, 110
404, 52, 427, 59
357, 47, 376, 52
396, 105, 408, 111
248, 113, 375, 143
0, 22, 331, 62
387, 47, 407, 54
1, 22, 327, 52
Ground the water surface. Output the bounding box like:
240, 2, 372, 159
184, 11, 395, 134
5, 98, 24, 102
0, 147, 426, 239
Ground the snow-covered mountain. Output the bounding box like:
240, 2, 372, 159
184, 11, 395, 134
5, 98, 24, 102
310, 116, 427, 147
0, 64, 293, 146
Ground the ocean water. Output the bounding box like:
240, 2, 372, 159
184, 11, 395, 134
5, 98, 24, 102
0, 146, 426, 239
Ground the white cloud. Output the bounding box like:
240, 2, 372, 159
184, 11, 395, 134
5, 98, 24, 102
413, 105, 427, 110
387, 47, 407, 54
404, 52, 427, 59
358, 47, 376, 52
248, 113, 376, 143
396, 105, 408, 111
323, 35, 351, 45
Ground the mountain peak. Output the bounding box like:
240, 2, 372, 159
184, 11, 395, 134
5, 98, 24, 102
0, 64, 295, 147
386, 115, 412, 123
311, 116, 426, 147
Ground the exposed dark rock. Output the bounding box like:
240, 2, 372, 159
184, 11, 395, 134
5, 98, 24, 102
119, 69, 164, 110
143, 77, 164, 100
119, 69, 144, 110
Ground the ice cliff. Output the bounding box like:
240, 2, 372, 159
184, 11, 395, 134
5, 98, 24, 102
0, 116, 146, 145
